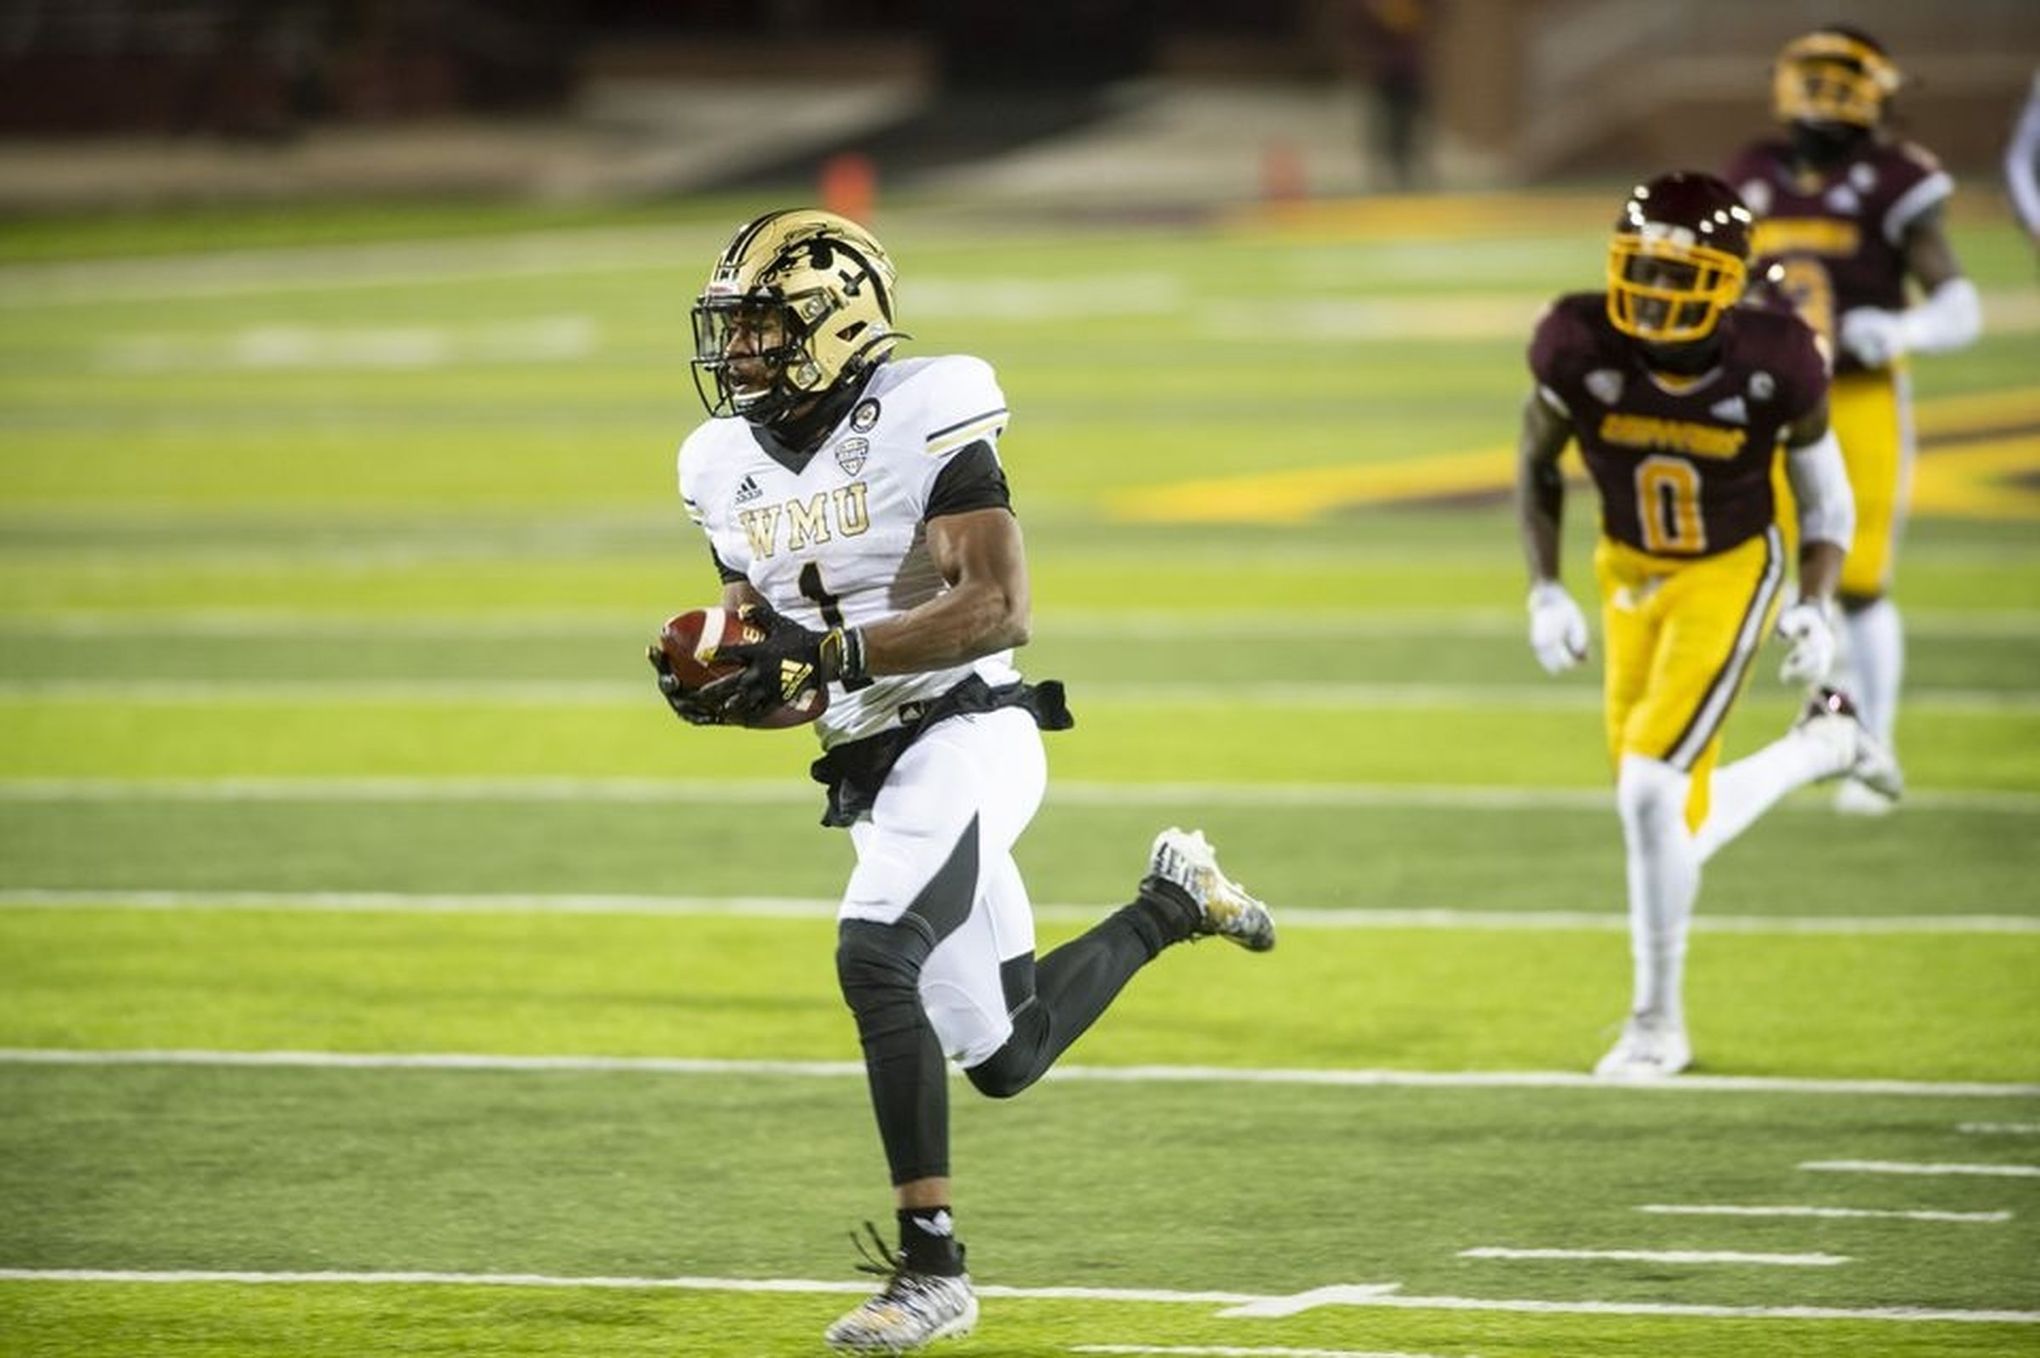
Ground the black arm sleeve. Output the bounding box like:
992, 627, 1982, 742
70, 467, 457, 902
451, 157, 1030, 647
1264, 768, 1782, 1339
924, 440, 1012, 520
708, 542, 747, 585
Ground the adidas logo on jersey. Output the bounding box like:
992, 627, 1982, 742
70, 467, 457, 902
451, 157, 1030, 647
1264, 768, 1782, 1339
733, 474, 764, 505
1708, 396, 1749, 425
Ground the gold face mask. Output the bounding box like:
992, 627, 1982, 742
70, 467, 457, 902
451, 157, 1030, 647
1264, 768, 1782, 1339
1606, 234, 1749, 345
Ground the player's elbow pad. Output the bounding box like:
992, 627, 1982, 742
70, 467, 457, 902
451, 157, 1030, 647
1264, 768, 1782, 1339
1787, 431, 1855, 549
1900, 278, 1982, 355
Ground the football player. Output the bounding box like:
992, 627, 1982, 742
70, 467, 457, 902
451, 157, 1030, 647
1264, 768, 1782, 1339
1516, 172, 1900, 1079
2008, 69, 2040, 253
1725, 27, 1982, 813
655, 209, 1277, 1353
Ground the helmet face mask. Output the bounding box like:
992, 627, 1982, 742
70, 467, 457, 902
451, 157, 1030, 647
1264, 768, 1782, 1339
690, 296, 804, 420
1605, 173, 1752, 347
1773, 29, 1899, 130
690, 209, 901, 425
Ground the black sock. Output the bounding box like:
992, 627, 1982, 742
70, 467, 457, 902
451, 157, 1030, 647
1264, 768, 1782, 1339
897, 1207, 966, 1276
1131, 878, 1201, 951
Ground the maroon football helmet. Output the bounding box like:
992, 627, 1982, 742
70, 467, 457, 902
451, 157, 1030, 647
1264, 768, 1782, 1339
1606, 172, 1753, 345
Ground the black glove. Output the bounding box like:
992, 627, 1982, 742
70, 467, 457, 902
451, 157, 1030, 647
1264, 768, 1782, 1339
647, 642, 727, 726
706, 601, 860, 724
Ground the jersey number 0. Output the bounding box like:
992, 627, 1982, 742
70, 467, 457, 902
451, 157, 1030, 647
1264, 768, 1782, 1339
1636, 455, 1706, 555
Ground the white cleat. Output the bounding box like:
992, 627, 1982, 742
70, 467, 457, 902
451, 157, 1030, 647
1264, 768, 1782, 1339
824, 1267, 977, 1354
1793, 687, 1903, 804
1594, 1011, 1692, 1080
1834, 776, 1900, 817
1146, 827, 1276, 951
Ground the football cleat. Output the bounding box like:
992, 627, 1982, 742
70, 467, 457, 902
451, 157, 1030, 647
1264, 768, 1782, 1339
1594, 1010, 1693, 1080
1146, 827, 1276, 952
1793, 686, 1903, 802
1834, 777, 1899, 817
825, 1226, 977, 1354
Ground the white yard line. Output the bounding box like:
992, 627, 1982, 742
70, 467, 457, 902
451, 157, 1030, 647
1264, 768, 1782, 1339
1636, 1204, 2011, 1224
1960, 1123, 2040, 1135
0, 225, 722, 307
4, 1048, 2036, 1099
0, 776, 2033, 816
1801, 1160, 2040, 1178
0, 1268, 2031, 1324
3, 608, 2033, 641
1077, 1337, 1460, 1345
2, 889, 2035, 936
4, 677, 2035, 712
1460, 1247, 1847, 1267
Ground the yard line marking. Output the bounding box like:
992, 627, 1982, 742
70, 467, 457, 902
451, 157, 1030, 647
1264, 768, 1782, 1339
4, 677, 2034, 712
0, 1269, 2033, 1324
2, 889, 2035, 936
1461, 1247, 1848, 1267
0, 225, 729, 307
1801, 1160, 2040, 1178
1637, 1204, 2012, 1224
1077, 1337, 1460, 1345
99, 317, 597, 372
1961, 1123, 2040, 1134
3, 1048, 2035, 1099
4, 608, 2032, 640
0, 777, 2034, 816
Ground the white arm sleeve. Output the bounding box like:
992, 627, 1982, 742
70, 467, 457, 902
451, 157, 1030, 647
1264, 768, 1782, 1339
2007, 76, 2040, 236
1898, 277, 1982, 355
1786, 430, 1855, 549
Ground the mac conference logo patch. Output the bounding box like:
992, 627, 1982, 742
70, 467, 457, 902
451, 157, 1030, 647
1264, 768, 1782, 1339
850, 398, 881, 432
1584, 369, 1625, 406
835, 437, 870, 476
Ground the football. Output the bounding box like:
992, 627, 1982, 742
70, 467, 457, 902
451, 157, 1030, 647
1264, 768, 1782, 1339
656, 607, 828, 730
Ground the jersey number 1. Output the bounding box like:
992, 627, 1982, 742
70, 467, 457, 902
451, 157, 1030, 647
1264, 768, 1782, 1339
1636, 455, 1706, 554
799, 562, 875, 692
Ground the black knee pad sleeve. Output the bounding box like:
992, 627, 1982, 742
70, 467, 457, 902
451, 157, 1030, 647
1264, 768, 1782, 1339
837, 919, 948, 1184
836, 918, 931, 1028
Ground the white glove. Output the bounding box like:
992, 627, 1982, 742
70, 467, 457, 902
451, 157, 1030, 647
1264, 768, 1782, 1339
1527, 580, 1589, 675
1839, 306, 1906, 368
1775, 598, 1838, 685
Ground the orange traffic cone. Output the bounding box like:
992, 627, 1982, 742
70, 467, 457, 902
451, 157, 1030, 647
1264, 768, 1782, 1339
821, 153, 876, 222
1261, 140, 1307, 203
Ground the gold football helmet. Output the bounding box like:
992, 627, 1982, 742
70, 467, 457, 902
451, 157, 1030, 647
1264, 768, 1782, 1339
1773, 27, 1900, 129
690, 209, 901, 423
1606, 172, 1752, 346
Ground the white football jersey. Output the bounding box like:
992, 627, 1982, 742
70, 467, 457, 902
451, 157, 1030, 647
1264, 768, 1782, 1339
677, 355, 1022, 748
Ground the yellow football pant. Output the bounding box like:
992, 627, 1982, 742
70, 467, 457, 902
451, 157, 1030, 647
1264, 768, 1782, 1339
1597, 527, 1786, 831
1773, 366, 1911, 599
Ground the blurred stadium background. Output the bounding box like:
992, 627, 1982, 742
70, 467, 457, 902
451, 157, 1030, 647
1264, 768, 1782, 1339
1, 4, 2037, 1357
2, 0, 2035, 209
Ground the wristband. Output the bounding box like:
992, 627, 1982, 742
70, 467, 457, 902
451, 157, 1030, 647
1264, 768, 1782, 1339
821, 626, 868, 684
841, 626, 868, 682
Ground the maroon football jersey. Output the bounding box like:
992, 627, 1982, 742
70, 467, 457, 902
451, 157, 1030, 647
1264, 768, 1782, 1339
1723, 137, 1952, 374
1528, 294, 1828, 558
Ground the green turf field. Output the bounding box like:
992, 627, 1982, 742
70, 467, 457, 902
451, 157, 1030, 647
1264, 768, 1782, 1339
1, 192, 2036, 1358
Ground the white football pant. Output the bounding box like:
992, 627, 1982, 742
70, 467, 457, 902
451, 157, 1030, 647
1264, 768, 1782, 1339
841, 707, 1046, 1068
